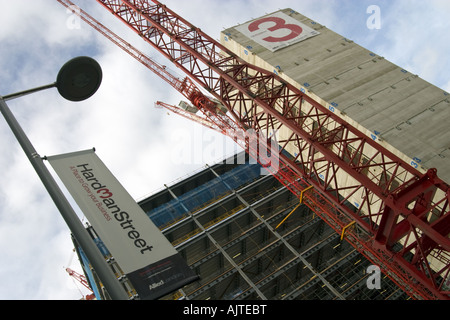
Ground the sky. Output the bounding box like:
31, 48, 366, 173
0, 0, 449, 300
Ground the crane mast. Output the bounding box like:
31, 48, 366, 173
59, 0, 450, 300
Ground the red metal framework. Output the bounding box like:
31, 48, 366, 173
60, 0, 450, 299
66, 268, 96, 300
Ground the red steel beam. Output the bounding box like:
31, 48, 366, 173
92, 0, 450, 299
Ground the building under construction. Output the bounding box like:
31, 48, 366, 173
67, 2, 450, 300
75, 152, 408, 300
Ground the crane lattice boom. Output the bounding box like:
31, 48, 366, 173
59, 0, 450, 300
66, 268, 96, 300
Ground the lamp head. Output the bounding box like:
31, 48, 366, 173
56, 56, 102, 102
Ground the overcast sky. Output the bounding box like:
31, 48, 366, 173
0, 0, 449, 300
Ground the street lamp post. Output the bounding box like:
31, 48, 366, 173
0, 57, 129, 300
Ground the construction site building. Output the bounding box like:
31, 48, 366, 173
74, 152, 408, 300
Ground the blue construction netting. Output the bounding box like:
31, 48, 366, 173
147, 164, 261, 228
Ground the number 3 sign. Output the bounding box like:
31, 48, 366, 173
236, 11, 320, 52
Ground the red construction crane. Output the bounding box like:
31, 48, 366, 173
66, 268, 96, 300
58, 0, 450, 300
